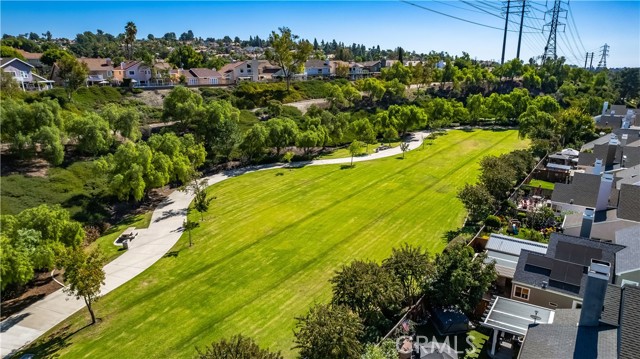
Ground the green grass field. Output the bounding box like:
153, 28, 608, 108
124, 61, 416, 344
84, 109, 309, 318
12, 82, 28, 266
527, 179, 556, 190
87, 212, 153, 262
317, 141, 402, 160
24, 130, 528, 358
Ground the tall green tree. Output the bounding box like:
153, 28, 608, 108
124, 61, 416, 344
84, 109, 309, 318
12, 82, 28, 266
331, 260, 401, 340
456, 183, 496, 223
348, 140, 365, 167
294, 304, 364, 359
240, 123, 268, 162
266, 27, 313, 91
427, 242, 496, 313
62, 248, 106, 324
124, 21, 137, 59
265, 118, 299, 155
382, 243, 432, 305
167, 45, 203, 69
162, 86, 203, 130
57, 55, 89, 100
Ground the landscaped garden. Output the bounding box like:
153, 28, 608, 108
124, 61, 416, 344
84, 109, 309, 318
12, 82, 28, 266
22, 129, 528, 358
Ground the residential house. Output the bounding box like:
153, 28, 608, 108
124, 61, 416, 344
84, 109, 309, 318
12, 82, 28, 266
177, 68, 223, 86
537, 148, 579, 183
218, 59, 281, 83
1, 58, 53, 91
483, 234, 548, 287
16, 49, 43, 68
362, 60, 382, 74
304, 59, 332, 78
112, 61, 152, 85
511, 233, 624, 309
78, 57, 114, 85
517, 262, 640, 359
348, 62, 366, 80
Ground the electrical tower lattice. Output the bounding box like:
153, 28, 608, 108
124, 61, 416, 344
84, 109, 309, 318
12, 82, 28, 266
541, 0, 566, 62
597, 44, 609, 69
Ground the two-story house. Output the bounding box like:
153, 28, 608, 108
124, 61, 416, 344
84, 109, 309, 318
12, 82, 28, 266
511, 233, 624, 309
305, 59, 332, 78
1, 57, 53, 91
112, 61, 153, 85
78, 57, 115, 85
177, 68, 223, 86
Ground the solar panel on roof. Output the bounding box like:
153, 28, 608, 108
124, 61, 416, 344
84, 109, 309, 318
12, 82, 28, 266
555, 242, 602, 266
526, 254, 554, 269
550, 261, 583, 286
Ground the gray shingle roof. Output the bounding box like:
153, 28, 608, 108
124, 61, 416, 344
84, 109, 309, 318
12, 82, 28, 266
615, 226, 640, 276
513, 233, 624, 298
619, 285, 640, 359
518, 321, 618, 359
601, 284, 622, 326
617, 184, 640, 222
551, 172, 603, 207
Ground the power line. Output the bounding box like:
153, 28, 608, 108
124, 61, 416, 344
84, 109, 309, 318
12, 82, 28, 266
431, 0, 491, 15
567, 3, 587, 54
399, 0, 537, 33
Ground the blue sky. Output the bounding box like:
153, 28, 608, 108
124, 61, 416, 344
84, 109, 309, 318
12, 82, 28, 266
1, 1, 638, 67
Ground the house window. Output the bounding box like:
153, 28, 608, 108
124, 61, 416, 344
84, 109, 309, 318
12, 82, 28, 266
318, 69, 322, 74
129, 71, 135, 75
513, 285, 530, 300
20, 71, 28, 78
240, 69, 244, 73
107, 71, 113, 77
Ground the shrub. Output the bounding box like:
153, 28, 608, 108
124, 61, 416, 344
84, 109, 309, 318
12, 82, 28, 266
485, 215, 502, 229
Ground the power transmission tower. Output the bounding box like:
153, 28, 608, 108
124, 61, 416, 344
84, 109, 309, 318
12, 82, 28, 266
597, 43, 609, 69
589, 52, 594, 70
541, 0, 567, 62
501, 0, 512, 65
584, 52, 589, 69
516, 0, 527, 60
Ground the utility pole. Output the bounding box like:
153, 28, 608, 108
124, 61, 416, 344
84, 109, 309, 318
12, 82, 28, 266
589, 52, 594, 70
501, 0, 512, 65
516, 0, 527, 60
541, 0, 566, 62
597, 43, 609, 69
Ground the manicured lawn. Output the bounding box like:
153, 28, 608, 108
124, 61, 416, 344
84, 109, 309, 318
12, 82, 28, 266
527, 179, 556, 190
87, 212, 153, 263
23, 130, 528, 358
318, 140, 402, 159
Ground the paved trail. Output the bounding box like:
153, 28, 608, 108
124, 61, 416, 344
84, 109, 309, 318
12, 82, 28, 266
0, 130, 429, 358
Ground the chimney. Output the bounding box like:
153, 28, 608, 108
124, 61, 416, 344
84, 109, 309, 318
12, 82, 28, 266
595, 173, 613, 211
621, 134, 628, 147
579, 260, 611, 327
120, 62, 125, 70
580, 208, 595, 238
105, 58, 112, 66
608, 134, 618, 146
251, 57, 259, 82
601, 101, 608, 116
592, 159, 603, 175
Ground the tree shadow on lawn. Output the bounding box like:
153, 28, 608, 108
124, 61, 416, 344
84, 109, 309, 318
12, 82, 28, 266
15, 322, 92, 359
163, 250, 180, 258
340, 165, 355, 170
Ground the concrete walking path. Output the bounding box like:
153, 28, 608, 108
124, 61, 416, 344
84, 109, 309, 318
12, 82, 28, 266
0, 130, 429, 358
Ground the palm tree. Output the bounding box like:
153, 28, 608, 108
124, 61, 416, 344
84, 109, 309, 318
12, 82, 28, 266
124, 21, 137, 60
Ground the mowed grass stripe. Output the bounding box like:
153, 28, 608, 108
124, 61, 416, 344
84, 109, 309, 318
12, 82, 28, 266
29, 130, 527, 358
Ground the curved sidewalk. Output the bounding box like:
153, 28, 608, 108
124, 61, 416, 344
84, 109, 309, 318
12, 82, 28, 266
0, 130, 429, 358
